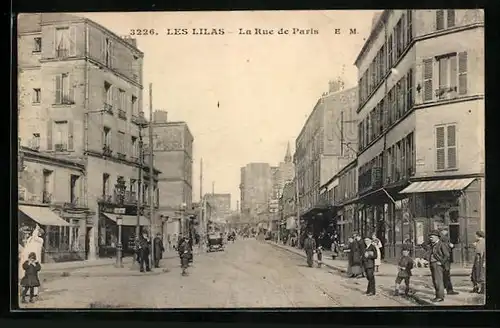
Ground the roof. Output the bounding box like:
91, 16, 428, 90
21, 147, 85, 169
354, 10, 389, 67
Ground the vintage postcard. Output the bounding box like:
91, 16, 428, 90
16, 10, 485, 309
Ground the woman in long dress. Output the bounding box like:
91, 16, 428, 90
371, 233, 382, 272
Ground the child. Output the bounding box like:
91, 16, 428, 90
394, 247, 414, 296
20, 252, 41, 303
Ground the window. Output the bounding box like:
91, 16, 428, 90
131, 136, 138, 158
102, 173, 110, 197
447, 10, 456, 28
32, 88, 41, 103
43, 169, 53, 203
436, 10, 445, 30
437, 54, 457, 99
31, 133, 40, 149
105, 37, 112, 67
104, 82, 113, 110
55, 27, 76, 57
435, 124, 457, 170
406, 68, 414, 109
55, 73, 72, 104
54, 121, 68, 151
70, 174, 79, 204
33, 37, 41, 52
103, 127, 111, 147
407, 10, 413, 43
118, 131, 125, 154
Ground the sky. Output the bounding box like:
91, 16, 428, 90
80, 11, 378, 209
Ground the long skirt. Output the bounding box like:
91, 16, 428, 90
351, 265, 363, 275
471, 254, 485, 284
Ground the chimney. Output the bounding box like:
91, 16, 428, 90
153, 110, 168, 123
328, 80, 341, 93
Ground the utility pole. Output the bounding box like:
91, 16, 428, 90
340, 111, 344, 157
148, 83, 155, 269
199, 158, 204, 249
212, 181, 215, 195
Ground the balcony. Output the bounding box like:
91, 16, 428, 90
104, 103, 113, 115
42, 191, 52, 204
64, 197, 85, 208
102, 144, 112, 156
118, 109, 127, 120
131, 111, 146, 126
358, 166, 382, 195
130, 156, 139, 163
116, 152, 126, 160
54, 143, 68, 152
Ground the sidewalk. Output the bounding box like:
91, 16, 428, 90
267, 241, 485, 306
38, 250, 180, 282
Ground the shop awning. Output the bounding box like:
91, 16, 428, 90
102, 213, 150, 226
400, 178, 475, 194
19, 205, 70, 226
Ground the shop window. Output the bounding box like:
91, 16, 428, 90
448, 209, 460, 244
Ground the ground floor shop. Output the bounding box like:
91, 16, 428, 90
97, 203, 150, 258
300, 206, 337, 249
18, 204, 91, 263
347, 177, 483, 265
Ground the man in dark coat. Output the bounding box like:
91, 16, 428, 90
153, 233, 165, 268
303, 232, 316, 267
178, 236, 192, 276
427, 230, 450, 302
138, 231, 151, 272
362, 236, 378, 296
440, 229, 459, 295
351, 233, 365, 277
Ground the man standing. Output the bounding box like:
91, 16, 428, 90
355, 233, 366, 277
304, 232, 316, 268
153, 233, 165, 268
427, 230, 450, 302
362, 236, 378, 296
138, 231, 151, 272
440, 229, 459, 295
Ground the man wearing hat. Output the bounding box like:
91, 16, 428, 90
362, 236, 378, 296
440, 229, 459, 295
303, 231, 316, 268
427, 230, 450, 302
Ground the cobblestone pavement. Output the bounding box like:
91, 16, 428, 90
20, 239, 418, 309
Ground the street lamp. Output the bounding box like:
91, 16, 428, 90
180, 203, 187, 236
116, 215, 123, 268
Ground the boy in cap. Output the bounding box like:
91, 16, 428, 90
394, 246, 414, 296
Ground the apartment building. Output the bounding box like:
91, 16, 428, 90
146, 111, 194, 235
354, 9, 484, 262
239, 163, 273, 222
18, 145, 91, 263
18, 13, 160, 261
294, 81, 358, 243
203, 193, 231, 221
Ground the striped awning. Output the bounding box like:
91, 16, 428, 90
400, 178, 475, 194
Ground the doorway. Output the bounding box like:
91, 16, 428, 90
85, 227, 91, 260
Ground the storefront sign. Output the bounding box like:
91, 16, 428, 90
100, 204, 138, 216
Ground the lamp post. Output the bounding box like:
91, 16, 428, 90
116, 215, 123, 268
179, 203, 187, 236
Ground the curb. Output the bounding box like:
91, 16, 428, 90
266, 241, 437, 306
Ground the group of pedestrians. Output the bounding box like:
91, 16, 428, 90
133, 231, 165, 272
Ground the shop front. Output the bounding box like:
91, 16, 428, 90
98, 203, 150, 258
18, 204, 75, 263
400, 177, 483, 265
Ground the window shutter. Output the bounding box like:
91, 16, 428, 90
47, 120, 53, 150
423, 58, 433, 101
407, 68, 413, 108
68, 74, 74, 103
447, 10, 455, 28
458, 52, 468, 95
447, 125, 457, 168
69, 26, 77, 56
436, 10, 444, 30
436, 126, 445, 170
68, 120, 74, 150
55, 74, 62, 104
407, 10, 413, 42
101, 36, 106, 62
449, 55, 457, 93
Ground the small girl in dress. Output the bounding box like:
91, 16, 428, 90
20, 252, 41, 303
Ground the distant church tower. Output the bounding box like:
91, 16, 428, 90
284, 141, 292, 163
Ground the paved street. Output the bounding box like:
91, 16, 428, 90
21, 239, 417, 309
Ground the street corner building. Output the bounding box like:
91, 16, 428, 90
17, 13, 163, 262
352, 9, 484, 264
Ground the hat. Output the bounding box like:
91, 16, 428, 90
475, 230, 485, 238
363, 236, 372, 241
429, 230, 440, 237
402, 245, 412, 252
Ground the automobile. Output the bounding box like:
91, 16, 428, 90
207, 233, 224, 252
